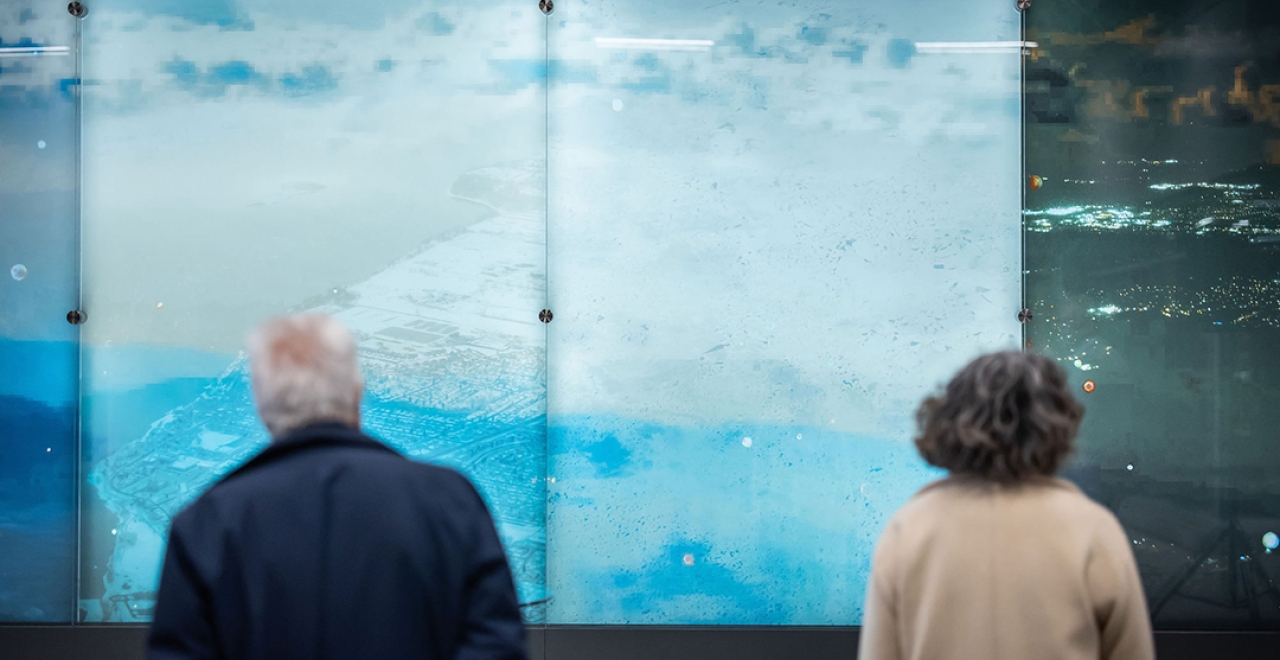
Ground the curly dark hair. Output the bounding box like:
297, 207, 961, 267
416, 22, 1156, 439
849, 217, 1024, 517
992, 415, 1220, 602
914, 351, 1084, 482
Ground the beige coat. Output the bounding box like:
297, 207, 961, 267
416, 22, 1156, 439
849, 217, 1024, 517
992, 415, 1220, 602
859, 476, 1155, 660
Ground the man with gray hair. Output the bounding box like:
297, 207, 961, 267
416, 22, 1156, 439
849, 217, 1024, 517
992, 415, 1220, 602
148, 314, 528, 660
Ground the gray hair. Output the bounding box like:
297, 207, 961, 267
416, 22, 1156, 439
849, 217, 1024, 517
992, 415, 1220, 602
246, 314, 363, 437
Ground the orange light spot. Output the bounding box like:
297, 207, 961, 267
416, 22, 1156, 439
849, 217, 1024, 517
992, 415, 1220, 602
1029, 175, 1044, 190
1082, 380, 1096, 393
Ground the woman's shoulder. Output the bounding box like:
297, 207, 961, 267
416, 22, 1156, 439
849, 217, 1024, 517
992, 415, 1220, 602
897, 475, 1124, 530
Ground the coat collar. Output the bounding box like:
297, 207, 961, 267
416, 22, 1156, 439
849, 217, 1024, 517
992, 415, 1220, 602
920, 473, 1083, 496
272, 421, 379, 448
225, 422, 400, 481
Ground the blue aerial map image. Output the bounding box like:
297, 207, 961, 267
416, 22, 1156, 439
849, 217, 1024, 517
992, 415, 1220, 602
2, 0, 1033, 626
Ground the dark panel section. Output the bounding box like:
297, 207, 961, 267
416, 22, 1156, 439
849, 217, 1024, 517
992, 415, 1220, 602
0, 626, 147, 660
0, 626, 545, 660
543, 628, 1280, 660
528, 626, 545, 660
543, 627, 860, 660
1155, 631, 1280, 660
1024, 0, 1280, 630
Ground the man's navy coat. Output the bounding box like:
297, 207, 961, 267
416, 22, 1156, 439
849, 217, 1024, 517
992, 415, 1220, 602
148, 422, 528, 660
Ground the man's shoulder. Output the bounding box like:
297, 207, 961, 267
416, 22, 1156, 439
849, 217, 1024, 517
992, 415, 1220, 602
213, 434, 472, 491
259, 433, 477, 494
171, 439, 483, 534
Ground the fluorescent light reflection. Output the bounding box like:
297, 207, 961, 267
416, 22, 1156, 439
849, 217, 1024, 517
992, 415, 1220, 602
594, 37, 715, 52
0, 46, 71, 58
915, 41, 1037, 54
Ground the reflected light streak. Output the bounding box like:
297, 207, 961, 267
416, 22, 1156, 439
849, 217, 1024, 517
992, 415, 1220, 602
0, 46, 71, 58
594, 37, 715, 51
1150, 182, 1261, 191
915, 41, 1037, 53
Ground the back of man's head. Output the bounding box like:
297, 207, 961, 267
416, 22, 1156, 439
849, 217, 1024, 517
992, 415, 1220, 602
247, 314, 363, 438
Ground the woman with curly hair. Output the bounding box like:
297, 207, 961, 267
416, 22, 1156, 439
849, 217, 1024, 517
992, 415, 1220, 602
859, 351, 1154, 660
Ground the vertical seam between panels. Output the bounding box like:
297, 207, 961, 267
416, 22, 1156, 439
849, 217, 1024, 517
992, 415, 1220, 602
73, 9, 85, 622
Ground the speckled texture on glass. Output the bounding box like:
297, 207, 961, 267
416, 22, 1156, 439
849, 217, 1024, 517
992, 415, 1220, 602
0, 0, 80, 623
76, 1, 548, 622
544, 0, 1022, 624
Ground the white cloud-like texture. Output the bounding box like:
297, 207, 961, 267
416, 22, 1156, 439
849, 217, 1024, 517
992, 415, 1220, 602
63, 0, 1021, 625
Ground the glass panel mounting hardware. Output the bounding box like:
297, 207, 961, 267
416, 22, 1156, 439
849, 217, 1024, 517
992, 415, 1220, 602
539, 309, 554, 323
68, 2, 87, 18
66, 310, 85, 325
1017, 308, 1034, 324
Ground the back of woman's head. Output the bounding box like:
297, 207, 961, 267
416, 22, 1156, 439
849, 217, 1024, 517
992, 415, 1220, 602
914, 351, 1084, 483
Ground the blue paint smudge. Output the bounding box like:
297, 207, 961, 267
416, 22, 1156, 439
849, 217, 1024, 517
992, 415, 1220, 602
488, 59, 598, 92
208, 60, 261, 84
103, 0, 251, 29
833, 42, 869, 64
632, 54, 663, 72
416, 11, 455, 35
724, 25, 761, 57
279, 65, 339, 96
583, 434, 633, 478
161, 59, 337, 98
0, 37, 44, 49
621, 76, 671, 93
887, 39, 917, 68
548, 414, 941, 624
164, 58, 200, 88
798, 27, 829, 46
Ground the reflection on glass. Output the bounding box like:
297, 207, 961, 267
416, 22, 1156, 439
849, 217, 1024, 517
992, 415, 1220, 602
0, 0, 79, 623
78, 1, 547, 622
1025, 0, 1280, 628
546, 0, 1022, 624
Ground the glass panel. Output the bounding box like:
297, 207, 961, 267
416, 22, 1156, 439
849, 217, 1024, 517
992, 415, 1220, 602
1025, 2, 1280, 628
0, 1, 80, 623
545, 0, 1022, 624
78, 1, 547, 622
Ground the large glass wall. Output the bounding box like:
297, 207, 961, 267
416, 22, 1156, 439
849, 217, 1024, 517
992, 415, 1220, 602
1025, 0, 1280, 628
543, 0, 1021, 624
0, 0, 1276, 635
0, 1, 79, 623
76, 0, 548, 623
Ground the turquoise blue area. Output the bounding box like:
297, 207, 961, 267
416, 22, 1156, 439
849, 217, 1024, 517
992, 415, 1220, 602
10, 342, 944, 626
1, 3, 82, 620
0, 342, 77, 622
546, 415, 940, 624
0, 340, 77, 407
163, 58, 338, 98
488, 59, 599, 92
416, 11, 456, 35
103, 0, 251, 29
75, 346, 546, 619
